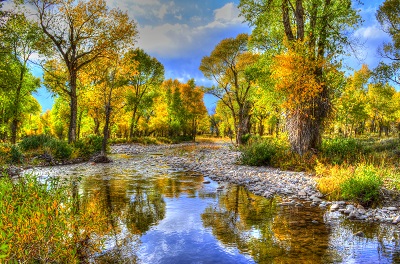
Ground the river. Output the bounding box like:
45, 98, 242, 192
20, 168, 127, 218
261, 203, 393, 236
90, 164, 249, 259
25, 149, 400, 263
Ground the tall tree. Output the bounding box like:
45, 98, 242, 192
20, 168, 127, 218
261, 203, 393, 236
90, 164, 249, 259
239, 0, 361, 154
124, 48, 164, 139
375, 0, 400, 85
200, 33, 259, 145
28, 0, 137, 143
2, 13, 44, 143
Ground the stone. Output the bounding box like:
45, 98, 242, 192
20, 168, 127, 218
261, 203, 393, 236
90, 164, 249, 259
388, 207, 398, 212
354, 231, 365, 237
392, 216, 400, 224
298, 191, 307, 196
330, 204, 340, 211
348, 211, 359, 220
91, 154, 112, 163
312, 197, 323, 203
203, 180, 211, 184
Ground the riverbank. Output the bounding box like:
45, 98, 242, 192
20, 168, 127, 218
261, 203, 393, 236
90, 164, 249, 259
111, 141, 400, 224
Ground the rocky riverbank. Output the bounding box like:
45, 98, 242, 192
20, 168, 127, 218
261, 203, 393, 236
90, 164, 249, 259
111, 141, 400, 224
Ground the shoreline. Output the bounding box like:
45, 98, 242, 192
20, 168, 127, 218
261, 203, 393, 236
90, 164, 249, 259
111, 141, 400, 224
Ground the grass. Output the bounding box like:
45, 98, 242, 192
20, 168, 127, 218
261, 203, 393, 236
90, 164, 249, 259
238, 135, 400, 205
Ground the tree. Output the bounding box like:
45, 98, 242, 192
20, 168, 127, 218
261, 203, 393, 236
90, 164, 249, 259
123, 48, 164, 138
375, 0, 400, 85
84, 51, 128, 157
334, 65, 370, 136
2, 13, 44, 143
366, 82, 396, 137
239, 0, 361, 154
200, 33, 259, 145
179, 79, 208, 141
28, 0, 137, 143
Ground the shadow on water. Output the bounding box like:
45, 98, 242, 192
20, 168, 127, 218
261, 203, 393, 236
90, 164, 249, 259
26, 154, 400, 263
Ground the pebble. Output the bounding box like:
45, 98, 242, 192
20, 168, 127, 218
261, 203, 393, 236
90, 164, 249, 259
330, 204, 339, 211
354, 231, 365, 237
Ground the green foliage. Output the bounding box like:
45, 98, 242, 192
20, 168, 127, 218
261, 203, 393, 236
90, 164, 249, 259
44, 138, 73, 160
0, 175, 108, 262
19, 134, 72, 160
10, 145, 23, 163
73, 135, 104, 158
321, 137, 364, 164
19, 134, 53, 151
340, 165, 383, 206
240, 139, 279, 166
0, 144, 24, 164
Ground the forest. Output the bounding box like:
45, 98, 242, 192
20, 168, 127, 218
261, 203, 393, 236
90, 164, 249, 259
1, 0, 400, 262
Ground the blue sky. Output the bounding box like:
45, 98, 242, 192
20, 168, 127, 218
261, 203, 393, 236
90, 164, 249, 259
30, 0, 391, 113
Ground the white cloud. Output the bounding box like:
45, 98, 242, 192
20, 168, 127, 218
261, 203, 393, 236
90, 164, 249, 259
214, 2, 241, 24
137, 3, 249, 58
355, 25, 387, 40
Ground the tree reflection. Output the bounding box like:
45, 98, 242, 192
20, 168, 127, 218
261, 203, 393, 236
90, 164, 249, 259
202, 185, 338, 263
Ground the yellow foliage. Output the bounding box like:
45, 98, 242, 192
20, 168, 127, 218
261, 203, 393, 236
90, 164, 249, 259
315, 161, 353, 200
271, 39, 326, 114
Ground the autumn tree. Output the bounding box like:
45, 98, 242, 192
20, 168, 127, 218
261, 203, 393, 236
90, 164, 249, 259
83, 51, 129, 157
123, 48, 164, 138
334, 65, 370, 137
1, 13, 44, 143
28, 0, 137, 143
239, 0, 360, 154
200, 33, 259, 145
375, 0, 400, 85
180, 79, 208, 141
366, 82, 396, 137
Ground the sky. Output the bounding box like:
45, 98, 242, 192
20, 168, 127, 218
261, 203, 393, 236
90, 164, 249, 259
26, 0, 391, 113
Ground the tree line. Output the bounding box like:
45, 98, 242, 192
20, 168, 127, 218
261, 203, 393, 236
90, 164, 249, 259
1, 0, 399, 156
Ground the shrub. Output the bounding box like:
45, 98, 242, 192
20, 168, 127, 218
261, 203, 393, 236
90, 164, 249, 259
19, 134, 53, 151
73, 135, 104, 159
9, 145, 23, 164
0, 175, 108, 262
0, 144, 24, 164
340, 165, 383, 206
315, 162, 353, 200
240, 139, 279, 166
321, 137, 364, 164
44, 138, 73, 160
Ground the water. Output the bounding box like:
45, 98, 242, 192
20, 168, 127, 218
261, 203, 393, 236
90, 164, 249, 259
26, 153, 400, 263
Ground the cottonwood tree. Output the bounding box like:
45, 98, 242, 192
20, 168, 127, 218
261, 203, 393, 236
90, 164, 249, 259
83, 51, 129, 157
123, 48, 164, 139
375, 0, 400, 85
239, 0, 361, 154
2, 14, 44, 143
200, 33, 259, 145
28, 0, 137, 143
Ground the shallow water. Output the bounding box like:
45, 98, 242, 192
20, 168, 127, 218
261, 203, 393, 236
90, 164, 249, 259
26, 153, 400, 263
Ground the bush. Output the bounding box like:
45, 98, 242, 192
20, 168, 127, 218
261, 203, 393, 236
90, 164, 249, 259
73, 135, 103, 159
19, 134, 53, 151
340, 165, 383, 206
315, 162, 353, 200
0, 144, 24, 164
321, 137, 364, 164
44, 139, 73, 160
0, 175, 108, 262
240, 139, 279, 166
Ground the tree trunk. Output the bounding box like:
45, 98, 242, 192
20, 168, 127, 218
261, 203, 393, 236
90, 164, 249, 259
102, 104, 111, 156
68, 70, 78, 143
10, 67, 25, 144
